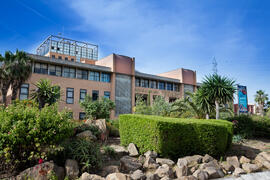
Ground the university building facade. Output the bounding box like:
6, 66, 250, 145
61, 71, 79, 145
13, 35, 198, 119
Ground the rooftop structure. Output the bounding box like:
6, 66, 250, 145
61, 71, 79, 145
36, 35, 98, 62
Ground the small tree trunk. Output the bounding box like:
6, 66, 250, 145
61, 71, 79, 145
260, 104, 264, 117
11, 87, 18, 101
1, 88, 8, 107
206, 114, 209, 119
215, 100, 219, 119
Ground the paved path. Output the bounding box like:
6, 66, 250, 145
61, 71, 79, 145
218, 171, 270, 180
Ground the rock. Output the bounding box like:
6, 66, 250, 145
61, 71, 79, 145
239, 156, 251, 164
226, 156, 240, 169
220, 161, 234, 172
120, 156, 142, 173
160, 177, 172, 180
76, 130, 97, 141
16, 161, 65, 180
259, 152, 270, 161
255, 153, 270, 169
131, 170, 146, 180
202, 154, 214, 163
242, 163, 260, 173
85, 119, 93, 126
81, 172, 105, 180
156, 158, 175, 167
204, 166, 224, 179
128, 143, 139, 157
138, 155, 146, 164
154, 164, 174, 178
94, 119, 107, 134
178, 155, 202, 168
233, 167, 246, 177
100, 165, 120, 177
145, 172, 159, 180
200, 160, 220, 170
106, 173, 130, 180
144, 151, 158, 159
110, 144, 129, 157
174, 165, 188, 178
65, 159, 79, 179
189, 165, 199, 174
193, 169, 208, 180
177, 175, 197, 180
144, 156, 159, 169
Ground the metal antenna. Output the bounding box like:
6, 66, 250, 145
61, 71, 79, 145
212, 56, 218, 74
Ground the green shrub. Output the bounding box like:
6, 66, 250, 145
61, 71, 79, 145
107, 119, 120, 137
75, 123, 101, 138
103, 146, 116, 158
62, 139, 102, 172
252, 116, 270, 138
80, 95, 115, 120
119, 114, 233, 158
0, 100, 73, 171
226, 115, 254, 138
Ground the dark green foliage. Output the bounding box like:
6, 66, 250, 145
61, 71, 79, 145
103, 146, 116, 158
62, 139, 102, 172
0, 100, 73, 171
75, 123, 101, 137
80, 95, 115, 120
119, 114, 233, 158
31, 79, 61, 109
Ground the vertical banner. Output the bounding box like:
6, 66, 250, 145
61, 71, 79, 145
238, 85, 248, 113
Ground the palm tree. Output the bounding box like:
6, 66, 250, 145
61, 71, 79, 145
255, 90, 268, 116
10, 50, 33, 100
201, 74, 236, 119
195, 88, 214, 119
0, 52, 13, 106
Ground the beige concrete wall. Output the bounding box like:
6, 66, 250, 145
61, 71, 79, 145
23, 73, 112, 120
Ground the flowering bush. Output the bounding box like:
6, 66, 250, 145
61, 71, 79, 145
0, 100, 73, 171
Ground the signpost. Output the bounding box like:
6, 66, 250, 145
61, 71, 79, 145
237, 85, 248, 114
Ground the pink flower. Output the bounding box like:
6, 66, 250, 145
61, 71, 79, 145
8, 132, 11, 135
38, 158, 43, 164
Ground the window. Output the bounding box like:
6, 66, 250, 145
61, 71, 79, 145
65, 57, 68, 61
34, 63, 48, 74
64, 44, 70, 55
135, 78, 140, 87
141, 79, 149, 88
101, 73, 111, 82
150, 80, 157, 89
19, 84, 29, 100
104, 91, 110, 99
52, 55, 55, 58
158, 82, 165, 90
66, 88, 74, 104
76, 69, 88, 80
169, 97, 177, 103
63, 67, 75, 78
49, 65, 62, 76
79, 112, 86, 120
80, 89, 87, 101
174, 84, 180, 92
166, 83, 173, 91
89, 71, 100, 81
71, 58, 74, 62
58, 56, 62, 60
92, 90, 99, 101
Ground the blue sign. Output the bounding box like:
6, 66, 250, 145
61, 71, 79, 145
238, 85, 248, 113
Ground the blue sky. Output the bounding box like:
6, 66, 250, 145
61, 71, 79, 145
1, 0, 270, 103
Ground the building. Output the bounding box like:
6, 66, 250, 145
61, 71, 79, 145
233, 104, 255, 115
9, 35, 198, 119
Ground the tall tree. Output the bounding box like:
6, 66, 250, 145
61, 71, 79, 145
255, 90, 268, 116
10, 50, 33, 100
0, 52, 13, 106
201, 74, 236, 119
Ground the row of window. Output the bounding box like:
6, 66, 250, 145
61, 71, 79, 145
51, 55, 75, 62
34, 62, 111, 82
135, 78, 179, 91
19, 84, 111, 104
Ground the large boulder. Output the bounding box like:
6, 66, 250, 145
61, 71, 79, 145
242, 163, 260, 173
144, 156, 159, 169
177, 155, 202, 168
16, 161, 65, 180
233, 167, 246, 177
65, 159, 79, 179
106, 173, 130, 180
259, 152, 270, 161
76, 130, 97, 141
131, 170, 146, 180
128, 143, 139, 157
110, 144, 129, 157
94, 119, 107, 134
220, 161, 234, 172
120, 156, 142, 173
154, 164, 174, 178
255, 153, 270, 169
226, 156, 240, 169
81, 173, 105, 180
174, 165, 188, 178
202, 154, 214, 163
239, 156, 251, 164
156, 158, 175, 167
204, 166, 224, 179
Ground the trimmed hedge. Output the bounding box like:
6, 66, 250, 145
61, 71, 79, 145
119, 114, 233, 158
